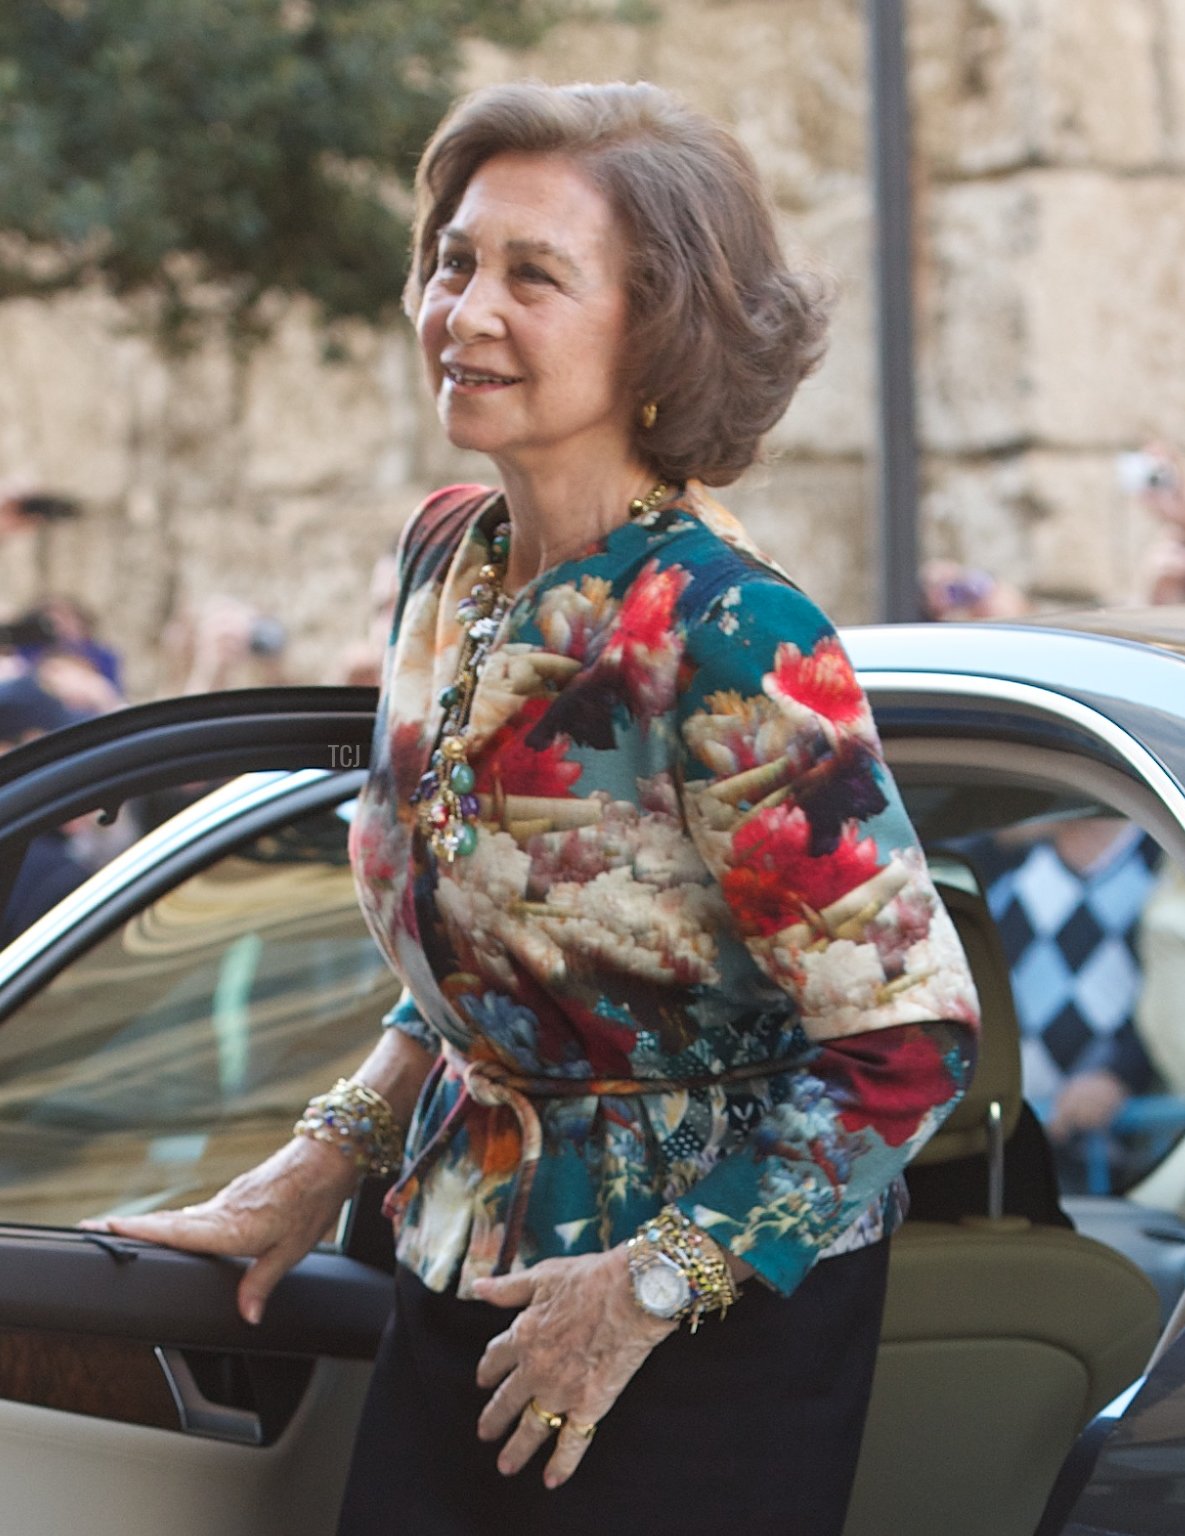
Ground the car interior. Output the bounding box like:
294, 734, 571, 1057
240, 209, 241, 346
842, 876, 1161, 1536
839, 742, 1185, 1536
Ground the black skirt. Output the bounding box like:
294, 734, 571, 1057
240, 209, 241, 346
336, 1238, 889, 1536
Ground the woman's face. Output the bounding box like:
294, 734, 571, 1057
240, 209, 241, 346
416, 152, 636, 476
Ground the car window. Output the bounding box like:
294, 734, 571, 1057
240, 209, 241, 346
0, 796, 399, 1227
941, 811, 1176, 1198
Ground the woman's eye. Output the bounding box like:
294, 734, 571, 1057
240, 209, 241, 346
438, 251, 472, 276
516, 264, 555, 285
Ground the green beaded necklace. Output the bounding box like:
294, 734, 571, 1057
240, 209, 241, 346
413, 519, 512, 862
412, 482, 669, 864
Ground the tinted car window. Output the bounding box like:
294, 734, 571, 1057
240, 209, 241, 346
947, 813, 1173, 1197
0, 800, 399, 1226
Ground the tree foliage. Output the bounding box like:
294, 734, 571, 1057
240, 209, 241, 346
0, 0, 555, 348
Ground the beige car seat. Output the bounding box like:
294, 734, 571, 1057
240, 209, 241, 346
842, 883, 1161, 1536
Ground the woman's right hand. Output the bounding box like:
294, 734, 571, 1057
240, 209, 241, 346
80, 1135, 361, 1325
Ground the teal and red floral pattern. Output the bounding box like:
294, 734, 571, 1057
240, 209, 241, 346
350, 482, 979, 1297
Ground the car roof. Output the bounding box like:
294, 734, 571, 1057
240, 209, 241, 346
846, 614, 1185, 703
844, 615, 1185, 793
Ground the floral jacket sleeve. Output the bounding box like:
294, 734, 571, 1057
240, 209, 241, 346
669, 564, 978, 1291
351, 482, 980, 1298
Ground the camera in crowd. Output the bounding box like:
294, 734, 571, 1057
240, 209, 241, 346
3, 493, 81, 523
0, 610, 58, 650
1117, 451, 1179, 495
248, 616, 287, 657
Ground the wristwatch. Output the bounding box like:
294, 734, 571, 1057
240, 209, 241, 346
627, 1244, 692, 1321
625, 1206, 739, 1331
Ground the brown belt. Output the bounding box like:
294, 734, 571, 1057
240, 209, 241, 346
381, 1041, 804, 1273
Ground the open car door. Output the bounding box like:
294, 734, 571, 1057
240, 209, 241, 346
0, 688, 393, 1536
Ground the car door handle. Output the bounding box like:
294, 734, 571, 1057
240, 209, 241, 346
154, 1346, 263, 1445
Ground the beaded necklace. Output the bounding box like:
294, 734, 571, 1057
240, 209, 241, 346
413, 482, 670, 863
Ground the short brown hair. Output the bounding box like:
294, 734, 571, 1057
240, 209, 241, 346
407, 81, 830, 487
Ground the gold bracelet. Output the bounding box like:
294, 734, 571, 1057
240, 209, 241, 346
293, 1078, 405, 1177
627, 1205, 739, 1332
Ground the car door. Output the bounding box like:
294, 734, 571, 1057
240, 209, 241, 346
855, 645, 1185, 1231
841, 628, 1185, 1536
0, 687, 396, 1536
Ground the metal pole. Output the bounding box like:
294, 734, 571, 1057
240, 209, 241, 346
867, 0, 920, 622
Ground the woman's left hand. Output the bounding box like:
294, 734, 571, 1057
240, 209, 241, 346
472, 1246, 676, 1488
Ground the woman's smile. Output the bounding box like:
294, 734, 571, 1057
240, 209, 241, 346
442, 362, 525, 391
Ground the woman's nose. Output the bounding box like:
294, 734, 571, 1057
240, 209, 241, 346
446, 273, 506, 343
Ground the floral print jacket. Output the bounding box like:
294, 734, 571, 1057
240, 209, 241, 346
350, 481, 980, 1298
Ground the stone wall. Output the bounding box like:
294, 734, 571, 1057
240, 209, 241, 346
1, 0, 1181, 697
911, 0, 1185, 603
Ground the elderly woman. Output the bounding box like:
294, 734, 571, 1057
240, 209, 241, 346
97, 82, 979, 1536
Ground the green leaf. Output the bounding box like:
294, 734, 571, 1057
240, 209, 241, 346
0, 0, 561, 350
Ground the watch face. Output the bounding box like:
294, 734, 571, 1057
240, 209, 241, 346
636, 1254, 691, 1317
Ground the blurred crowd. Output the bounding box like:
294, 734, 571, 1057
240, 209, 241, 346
922, 440, 1185, 624
0, 483, 400, 944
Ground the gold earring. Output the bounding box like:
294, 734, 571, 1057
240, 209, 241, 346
640, 400, 658, 430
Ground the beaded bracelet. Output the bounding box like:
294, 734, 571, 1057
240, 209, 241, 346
293, 1078, 405, 1177
627, 1204, 739, 1332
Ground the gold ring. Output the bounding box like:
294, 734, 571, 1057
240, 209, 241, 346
564, 1418, 597, 1440
527, 1398, 565, 1433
